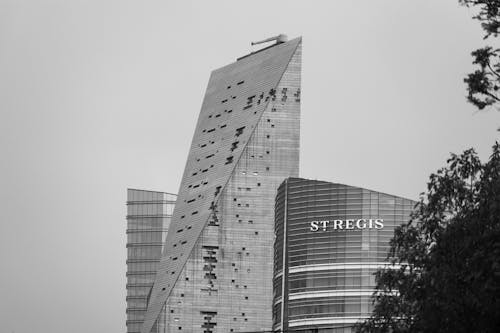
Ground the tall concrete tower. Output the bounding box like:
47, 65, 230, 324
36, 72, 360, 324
142, 36, 302, 333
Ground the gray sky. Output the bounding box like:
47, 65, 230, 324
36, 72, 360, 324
0, 0, 498, 332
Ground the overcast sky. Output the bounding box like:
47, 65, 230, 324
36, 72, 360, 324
0, 1, 498, 332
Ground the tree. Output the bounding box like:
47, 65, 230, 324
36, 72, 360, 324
355, 142, 500, 333
460, 1, 500, 113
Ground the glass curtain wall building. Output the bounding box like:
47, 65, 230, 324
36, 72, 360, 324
126, 189, 177, 333
273, 178, 416, 333
141, 37, 302, 333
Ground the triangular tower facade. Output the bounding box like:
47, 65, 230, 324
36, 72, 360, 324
142, 37, 302, 333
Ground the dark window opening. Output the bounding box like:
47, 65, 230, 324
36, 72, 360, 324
235, 126, 245, 137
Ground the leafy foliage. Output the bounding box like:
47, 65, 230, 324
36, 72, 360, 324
355, 142, 500, 333
460, 1, 500, 112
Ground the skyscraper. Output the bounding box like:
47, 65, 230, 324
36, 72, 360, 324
273, 178, 416, 333
141, 36, 302, 333
141, 38, 301, 333
126, 189, 177, 333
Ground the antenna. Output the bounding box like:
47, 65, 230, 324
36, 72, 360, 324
251, 34, 288, 46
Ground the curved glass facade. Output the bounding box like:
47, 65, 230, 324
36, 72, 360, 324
273, 178, 415, 333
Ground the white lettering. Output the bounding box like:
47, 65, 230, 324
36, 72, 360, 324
320, 220, 329, 231
356, 219, 367, 229
309, 218, 385, 231
310, 221, 319, 232
375, 219, 384, 229
333, 220, 343, 230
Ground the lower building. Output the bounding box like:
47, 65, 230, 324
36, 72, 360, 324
273, 178, 416, 333
126, 189, 176, 333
